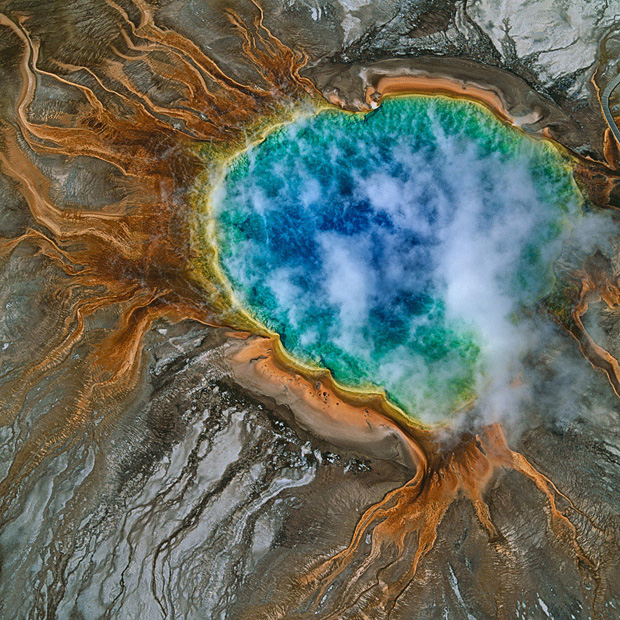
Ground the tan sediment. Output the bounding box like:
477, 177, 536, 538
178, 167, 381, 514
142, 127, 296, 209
223, 333, 430, 473
365, 74, 513, 123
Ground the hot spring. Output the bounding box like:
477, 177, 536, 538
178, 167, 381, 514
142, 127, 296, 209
212, 96, 585, 423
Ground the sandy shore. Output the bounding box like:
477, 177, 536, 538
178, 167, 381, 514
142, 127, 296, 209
223, 333, 429, 475
364, 74, 513, 123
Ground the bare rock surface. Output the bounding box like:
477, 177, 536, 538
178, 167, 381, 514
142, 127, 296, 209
0, 1, 619, 619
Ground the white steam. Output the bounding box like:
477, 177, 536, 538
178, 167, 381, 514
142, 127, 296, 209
218, 100, 612, 427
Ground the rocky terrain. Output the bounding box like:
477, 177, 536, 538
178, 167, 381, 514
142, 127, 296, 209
0, 1, 620, 619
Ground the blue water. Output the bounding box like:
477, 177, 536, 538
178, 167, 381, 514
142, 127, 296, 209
214, 96, 583, 421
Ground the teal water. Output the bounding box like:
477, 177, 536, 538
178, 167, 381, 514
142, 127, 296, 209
214, 96, 583, 421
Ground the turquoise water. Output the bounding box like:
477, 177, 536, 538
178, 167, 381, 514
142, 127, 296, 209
214, 97, 583, 421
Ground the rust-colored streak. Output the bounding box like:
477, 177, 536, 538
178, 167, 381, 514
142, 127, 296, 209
0, 3, 603, 616
603, 126, 620, 170
0, 1, 313, 519
247, 424, 591, 619
558, 251, 620, 398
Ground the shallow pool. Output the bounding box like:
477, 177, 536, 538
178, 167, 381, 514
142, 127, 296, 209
214, 96, 584, 421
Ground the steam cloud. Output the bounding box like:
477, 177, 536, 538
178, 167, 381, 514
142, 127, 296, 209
216, 96, 609, 425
